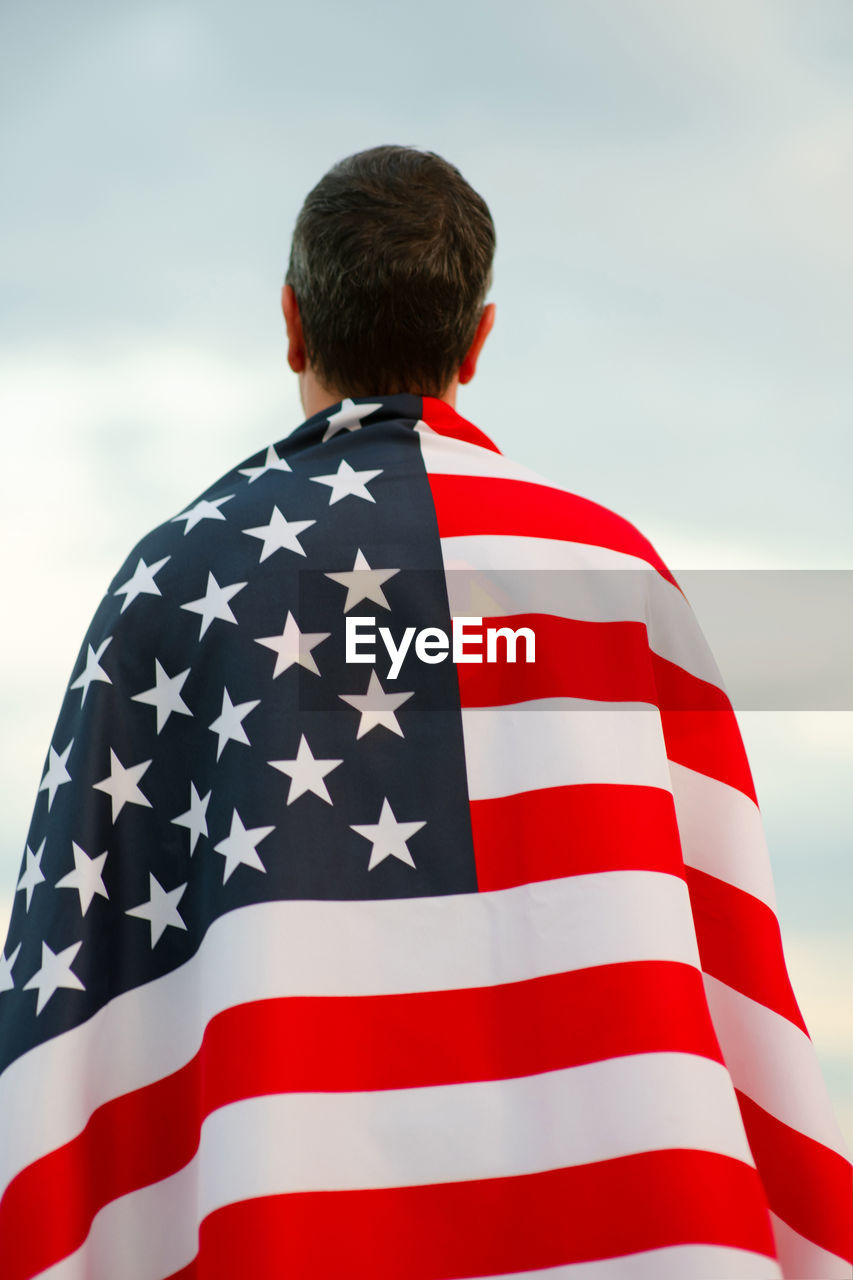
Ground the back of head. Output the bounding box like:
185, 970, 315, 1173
286, 145, 495, 398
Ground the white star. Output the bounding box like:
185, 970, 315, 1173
322, 397, 383, 442
70, 637, 112, 704
92, 749, 152, 822
38, 739, 73, 810
208, 687, 260, 759
114, 555, 170, 613
243, 506, 316, 562
239, 444, 292, 483
255, 611, 330, 678
0, 943, 21, 994
325, 549, 399, 612
16, 840, 46, 911
214, 809, 274, 883
181, 572, 247, 639
268, 735, 342, 805
126, 873, 188, 947
339, 670, 414, 739
56, 841, 109, 916
131, 660, 193, 733
171, 782, 211, 854
310, 459, 382, 505
24, 940, 85, 1015
170, 494, 233, 534
350, 797, 426, 871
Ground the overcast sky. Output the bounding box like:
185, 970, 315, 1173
1, 0, 850, 1142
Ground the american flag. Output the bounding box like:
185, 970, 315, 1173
0, 394, 850, 1279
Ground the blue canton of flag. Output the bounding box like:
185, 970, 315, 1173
1, 394, 475, 1073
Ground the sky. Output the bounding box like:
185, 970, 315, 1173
0, 0, 851, 1142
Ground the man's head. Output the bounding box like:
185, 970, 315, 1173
283, 145, 496, 409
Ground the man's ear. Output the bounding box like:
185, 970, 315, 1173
458, 302, 496, 386
281, 284, 306, 374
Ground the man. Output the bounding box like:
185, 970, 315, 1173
0, 146, 849, 1280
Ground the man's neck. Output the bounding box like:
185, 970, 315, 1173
299, 367, 458, 420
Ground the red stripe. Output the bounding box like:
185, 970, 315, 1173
654, 654, 757, 802
660, 708, 757, 802
430, 473, 678, 586
0, 963, 723, 1280
420, 396, 502, 452
455, 613, 755, 800
470, 783, 685, 891
167, 1150, 775, 1280
687, 867, 808, 1033
737, 1090, 853, 1264
456, 615, 657, 707
456, 614, 735, 717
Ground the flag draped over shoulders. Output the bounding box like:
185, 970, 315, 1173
0, 394, 850, 1280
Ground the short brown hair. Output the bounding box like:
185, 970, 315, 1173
286, 146, 495, 398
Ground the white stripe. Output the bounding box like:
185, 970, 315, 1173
477, 1244, 781, 1279
42, 1054, 753, 1280
703, 973, 850, 1158
439, 532, 722, 690
462, 700, 672, 800
0, 870, 701, 1189
39, 1169, 196, 1280
199, 1055, 752, 1203
768, 1210, 852, 1280
670, 762, 776, 909
417, 420, 548, 484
